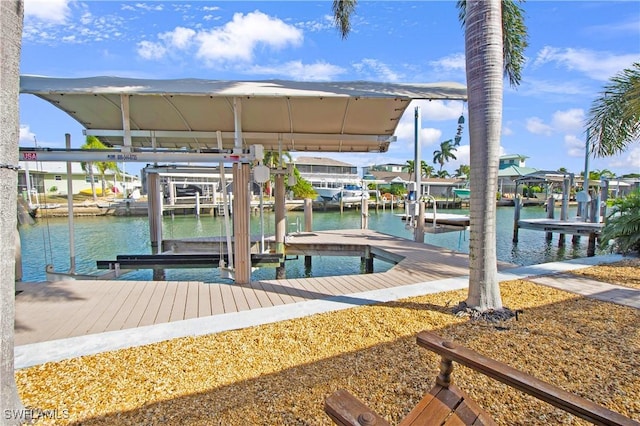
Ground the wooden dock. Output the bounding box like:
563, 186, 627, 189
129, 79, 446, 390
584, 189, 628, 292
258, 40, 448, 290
517, 218, 603, 235
15, 229, 481, 347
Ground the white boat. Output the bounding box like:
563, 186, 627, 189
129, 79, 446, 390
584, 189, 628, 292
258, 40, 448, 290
314, 184, 366, 203
453, 188, 470, 199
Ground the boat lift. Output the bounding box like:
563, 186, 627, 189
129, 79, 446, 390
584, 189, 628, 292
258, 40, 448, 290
19, 143, 266, 282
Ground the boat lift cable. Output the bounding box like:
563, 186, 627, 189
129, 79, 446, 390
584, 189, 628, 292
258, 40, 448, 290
32, 137, 55, 267
217, 131, 234, 273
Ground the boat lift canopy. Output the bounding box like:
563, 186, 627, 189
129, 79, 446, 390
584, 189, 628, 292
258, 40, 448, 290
20, 76, 467, 154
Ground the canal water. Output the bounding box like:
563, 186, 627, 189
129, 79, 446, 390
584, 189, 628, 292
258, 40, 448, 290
18, 205, 598, 283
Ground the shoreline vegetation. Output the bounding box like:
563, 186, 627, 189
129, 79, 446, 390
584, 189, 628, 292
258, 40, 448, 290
15, 259, 640, 425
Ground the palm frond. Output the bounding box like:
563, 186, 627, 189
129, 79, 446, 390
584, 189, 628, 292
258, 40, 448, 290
587, 62, 640, 157
332, 0, 357, 39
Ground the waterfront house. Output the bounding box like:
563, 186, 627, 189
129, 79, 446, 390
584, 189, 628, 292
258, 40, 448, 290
497, 154, 538, 197
293, 156, 363, 198
18, 160, 140, 198
363, 163, 406, 174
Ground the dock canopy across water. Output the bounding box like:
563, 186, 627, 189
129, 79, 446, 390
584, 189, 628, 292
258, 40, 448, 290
20, 76, 467, 154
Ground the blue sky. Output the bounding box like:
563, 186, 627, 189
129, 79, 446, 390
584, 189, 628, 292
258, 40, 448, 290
19, 0, 640, 177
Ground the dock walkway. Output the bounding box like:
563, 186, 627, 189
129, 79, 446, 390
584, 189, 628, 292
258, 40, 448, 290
14, 230, 630, 369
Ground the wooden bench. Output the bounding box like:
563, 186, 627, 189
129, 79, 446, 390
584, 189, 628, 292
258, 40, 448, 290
325, 331, 639, 426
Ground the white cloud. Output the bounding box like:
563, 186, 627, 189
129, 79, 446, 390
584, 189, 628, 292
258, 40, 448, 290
246, 61, 345, 81
564, 134, 585, 158
606, 143, 640, 172
137, 40, 167, 60
518, 78, 590, 98
297, 15, 335, 33
526, 117, 554, 136
413, 100, 464, 122
159, 27, 196, 50
19, 125, 37, 144
195, 11, 303, 63
352, 59, 401, 82
24, 0, 70, 24
133, 3, 163, 12
551, 108, 584, 133
430, 53, 466, 73
532, 46, 637, 82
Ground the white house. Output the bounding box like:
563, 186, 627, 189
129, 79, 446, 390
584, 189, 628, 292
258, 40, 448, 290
18, 161, 140, 197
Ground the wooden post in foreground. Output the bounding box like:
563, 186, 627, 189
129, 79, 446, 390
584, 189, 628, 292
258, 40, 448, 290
275, 173, 286, 279
304, 198, 312, 269
513, 195, 521, 242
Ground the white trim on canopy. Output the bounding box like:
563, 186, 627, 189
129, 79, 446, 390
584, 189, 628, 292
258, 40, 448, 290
20, 76, 467, 153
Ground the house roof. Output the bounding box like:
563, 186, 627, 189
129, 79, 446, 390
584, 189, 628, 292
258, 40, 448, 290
20, 76, 467, 154
498, 165, 538, 178
499, 154, 528, 160
293, 156, 356, 167
366, 170, 464, 186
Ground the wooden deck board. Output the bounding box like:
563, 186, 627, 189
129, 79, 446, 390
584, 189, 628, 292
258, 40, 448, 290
27, 281, 116, 342
169, 281, 188, 322
219, 284, 237, 313
137, 282, 169, 327
197, 283, 212, 317
252, 280, 289, 306
246, 282, 276, 308
184, 282, 200, 320
104, 281, 150, 331
209, 284, 225, 315
154, 281, 179, 324
229, 284, 251, 312
81, 282, 136, 335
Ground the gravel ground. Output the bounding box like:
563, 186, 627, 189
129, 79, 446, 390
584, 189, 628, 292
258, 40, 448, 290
15, 260, 640, 425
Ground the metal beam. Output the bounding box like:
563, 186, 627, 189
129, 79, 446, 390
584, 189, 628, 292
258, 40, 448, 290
18, 147, 254, 163
84, 129, 395, 143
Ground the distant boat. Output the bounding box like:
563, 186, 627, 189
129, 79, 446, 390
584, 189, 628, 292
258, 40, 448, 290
314, 184, 366, 203
453, 188, 470, 199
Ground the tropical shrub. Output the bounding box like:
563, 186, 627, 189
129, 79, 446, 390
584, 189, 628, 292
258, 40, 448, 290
599, 189, 640, 254
288, 168, 316, 199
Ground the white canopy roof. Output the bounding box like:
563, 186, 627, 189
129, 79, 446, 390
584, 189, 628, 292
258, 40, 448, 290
21, 76, 467, 153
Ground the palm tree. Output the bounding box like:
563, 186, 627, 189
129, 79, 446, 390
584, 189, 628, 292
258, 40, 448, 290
455, 164, 471, 179
433, 139, 458, 172
1, 0, 27, 420
333, 0, 528, 311
263, 150, 292, 196
421, 161, 435, 178
81, 136, 103, 201
95, 161, 121, 196
81, 136, 120, 199
586, 62, 640, 158
405, 159, 415, 181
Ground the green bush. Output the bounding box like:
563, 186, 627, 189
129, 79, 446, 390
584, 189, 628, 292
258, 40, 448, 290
599, 189, 640, 254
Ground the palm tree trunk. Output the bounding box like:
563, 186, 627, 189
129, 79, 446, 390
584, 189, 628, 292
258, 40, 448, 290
465, 0, 503, 310
88, 162, 97, 201
0, 0, 26, 421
